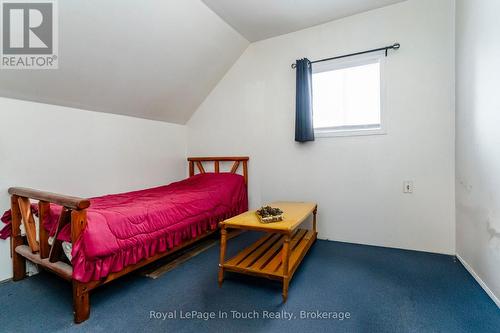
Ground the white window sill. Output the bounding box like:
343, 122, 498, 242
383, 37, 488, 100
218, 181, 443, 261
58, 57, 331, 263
314, 127, 387, 138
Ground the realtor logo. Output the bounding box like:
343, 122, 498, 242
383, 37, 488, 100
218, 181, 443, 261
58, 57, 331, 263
1, 0, 58, 69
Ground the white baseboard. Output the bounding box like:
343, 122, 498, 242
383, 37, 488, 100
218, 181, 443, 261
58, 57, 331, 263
456, 254, 500, 308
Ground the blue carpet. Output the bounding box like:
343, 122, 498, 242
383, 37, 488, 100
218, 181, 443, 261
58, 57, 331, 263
0, 232, 499, 333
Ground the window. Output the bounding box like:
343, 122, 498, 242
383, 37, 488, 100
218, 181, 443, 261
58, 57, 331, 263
312, 54, 385, 137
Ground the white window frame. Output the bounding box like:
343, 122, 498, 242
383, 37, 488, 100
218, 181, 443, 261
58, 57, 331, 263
312, 52, 386, 138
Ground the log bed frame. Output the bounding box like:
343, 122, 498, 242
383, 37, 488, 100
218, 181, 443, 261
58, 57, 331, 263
8, 156, 249, 323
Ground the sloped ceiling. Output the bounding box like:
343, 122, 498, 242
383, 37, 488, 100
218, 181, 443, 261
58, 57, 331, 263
0, 0, 408, 124
0, 0, 249, 124
202, 0, 407, 42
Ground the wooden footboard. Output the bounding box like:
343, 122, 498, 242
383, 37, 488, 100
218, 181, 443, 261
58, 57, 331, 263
7, 156, 249, 323
8, 187, 91, 322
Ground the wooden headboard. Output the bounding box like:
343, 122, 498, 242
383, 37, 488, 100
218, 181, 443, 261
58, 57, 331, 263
187, 156, 249, 186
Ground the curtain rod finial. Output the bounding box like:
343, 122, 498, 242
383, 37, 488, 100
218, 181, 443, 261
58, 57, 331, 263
393, 42, 400, 49
291, 63, 296, 69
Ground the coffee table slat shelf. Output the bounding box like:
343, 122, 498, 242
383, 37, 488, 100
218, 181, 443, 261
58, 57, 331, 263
218, 202, 318, 301
223, 229, 315, 279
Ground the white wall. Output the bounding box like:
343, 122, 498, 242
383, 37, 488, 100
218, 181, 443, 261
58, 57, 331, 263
455, 0, 500, 306
0, 97, 187, 281
188, 0, 456, 254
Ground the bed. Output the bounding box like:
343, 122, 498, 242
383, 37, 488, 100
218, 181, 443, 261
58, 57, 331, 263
6, 157, 248, 323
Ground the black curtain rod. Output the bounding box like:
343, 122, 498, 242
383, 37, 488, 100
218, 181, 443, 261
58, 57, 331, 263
291, 42, 400, 68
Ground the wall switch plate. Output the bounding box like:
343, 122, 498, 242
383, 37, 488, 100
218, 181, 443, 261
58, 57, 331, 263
403, 181, 413, 193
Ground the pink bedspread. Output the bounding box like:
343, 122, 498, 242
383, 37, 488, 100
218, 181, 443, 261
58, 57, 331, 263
44, 173, 247, 282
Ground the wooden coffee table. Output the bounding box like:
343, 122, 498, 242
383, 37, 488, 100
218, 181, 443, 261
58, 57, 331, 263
218, 202, 317, 301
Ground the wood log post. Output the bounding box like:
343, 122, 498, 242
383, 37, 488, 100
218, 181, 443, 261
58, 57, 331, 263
196, 161, 205, 174
38, 201, 50, 259
218, 225, 227, 287
230, 161, 240, 174
10, 195, 26, 281
17, 197, 39, 253
71, 209, 90, 323
242, 160, 248, 186
73, 282, 90, 323
189, 161, 194, 177
282, 233, 291, 302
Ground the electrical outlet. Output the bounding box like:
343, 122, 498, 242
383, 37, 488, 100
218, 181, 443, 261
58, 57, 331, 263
403, 181, 413, 193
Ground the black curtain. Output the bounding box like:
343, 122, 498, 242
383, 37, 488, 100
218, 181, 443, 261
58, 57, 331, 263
295, 58, 314, 142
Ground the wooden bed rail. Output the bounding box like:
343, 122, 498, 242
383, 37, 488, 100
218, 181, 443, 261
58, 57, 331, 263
8, 187, 90, 210
188, 156, 249, 185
